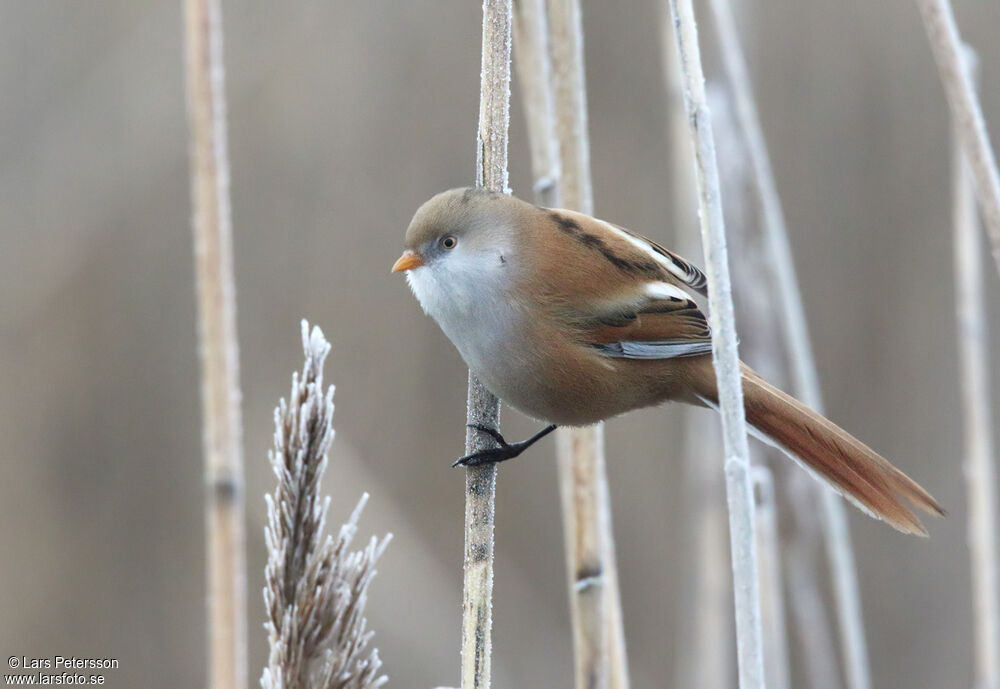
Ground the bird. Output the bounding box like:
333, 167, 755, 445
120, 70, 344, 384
392, 186, 943, 535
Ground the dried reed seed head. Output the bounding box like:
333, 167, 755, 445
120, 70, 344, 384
262, 320, 389, 689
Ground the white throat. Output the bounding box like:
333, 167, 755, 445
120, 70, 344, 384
405, 247, 521, 375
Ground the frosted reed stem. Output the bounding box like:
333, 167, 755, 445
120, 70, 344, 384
952, 48, 1000, 689
917, 0, 1000, 276
665, 1, 764, 686
461, 2, 513, 688
705, 1, 871, 687
660, 8, 735, 687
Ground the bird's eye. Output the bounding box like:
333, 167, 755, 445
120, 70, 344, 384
440, 235, 457, 250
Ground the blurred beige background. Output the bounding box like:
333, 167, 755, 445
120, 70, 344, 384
2, 1, 999, 688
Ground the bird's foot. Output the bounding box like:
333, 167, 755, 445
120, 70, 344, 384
452, 424, 558, 467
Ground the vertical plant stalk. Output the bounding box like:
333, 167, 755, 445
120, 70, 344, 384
462, 2, 512, 689
705, 1, 871, 687
785, 547, 841, 689
917, 0, 1000, 276
547, 0, 591, 211
752, 468, 791, 689
673, 415, 734, 689
182, 2, 247, 689
513, 0, 560, 208
554, 428, 611, 689
952, 49, 1000, 689
711, 80, 796, 689
660, 9, 735, 689
546, 1, 630, 688
665, 0, 765, 687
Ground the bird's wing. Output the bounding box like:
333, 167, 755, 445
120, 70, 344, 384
530, 207, 713, 360
604, 221, 708, 297
586, 288, 713, 359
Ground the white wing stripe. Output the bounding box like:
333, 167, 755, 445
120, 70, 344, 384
597, 218, 692, 283
644, 282, 691, 301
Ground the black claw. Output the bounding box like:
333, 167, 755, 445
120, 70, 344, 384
452, 424, 558, 467
452, 447, 515, 467
465, 423, 508, 447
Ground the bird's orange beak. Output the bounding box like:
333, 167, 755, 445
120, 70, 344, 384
391, 250, 424, 273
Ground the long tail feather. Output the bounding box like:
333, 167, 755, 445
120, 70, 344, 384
692, 362, 943, 535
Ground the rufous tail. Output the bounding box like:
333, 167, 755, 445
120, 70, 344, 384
692, 361, 943, 535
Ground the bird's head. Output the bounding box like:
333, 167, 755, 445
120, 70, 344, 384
392, 187, 521, 318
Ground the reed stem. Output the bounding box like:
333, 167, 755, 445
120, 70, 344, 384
461, 2, 514, 688
665, 0, 765, 685
181, 1, 247, 687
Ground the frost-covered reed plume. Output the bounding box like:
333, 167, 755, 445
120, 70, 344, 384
262, 320, 390, 689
